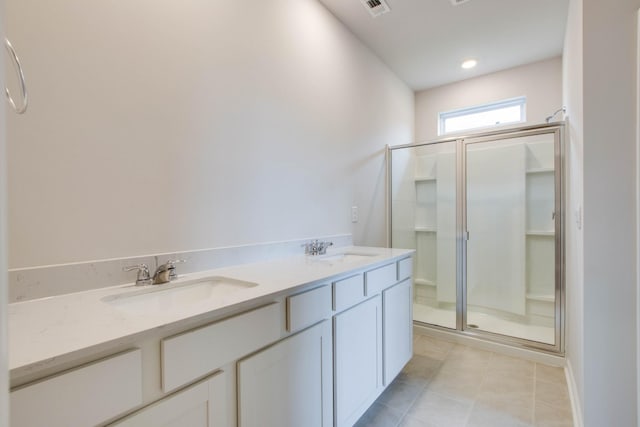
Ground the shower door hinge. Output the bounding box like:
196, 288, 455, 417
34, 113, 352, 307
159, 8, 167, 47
465, 231, 470, 241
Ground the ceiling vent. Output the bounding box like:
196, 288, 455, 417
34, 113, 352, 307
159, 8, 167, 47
360, 0, 390, 17
450, 0, 471, 5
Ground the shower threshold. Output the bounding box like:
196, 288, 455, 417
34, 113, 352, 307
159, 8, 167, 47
413, 303, 555, 345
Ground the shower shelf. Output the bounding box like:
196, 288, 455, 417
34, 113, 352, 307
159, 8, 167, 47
526, 167, 554, 174
526, 230, 554, 236
414, 176, 436, 182
415, 227, 437, 233
525, 293, 555, 302
414, 278, 436, 287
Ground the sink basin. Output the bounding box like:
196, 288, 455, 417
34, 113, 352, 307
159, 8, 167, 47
103, 277, 258, 315
311, 252, 377, 264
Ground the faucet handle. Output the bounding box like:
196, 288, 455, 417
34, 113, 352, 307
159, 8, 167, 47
318, 241, 333, 255
165, 259, 186, 280
302, 241, 320, 255
301, 242, 313, 255
123, 264, 152, 286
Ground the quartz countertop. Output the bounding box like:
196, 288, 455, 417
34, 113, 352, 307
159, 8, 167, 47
9, 246, 413, 379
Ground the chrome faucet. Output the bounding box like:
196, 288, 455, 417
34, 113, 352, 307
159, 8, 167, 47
123, 264, 153, 286
303, 240, 334, 256
152, 259, 186, 284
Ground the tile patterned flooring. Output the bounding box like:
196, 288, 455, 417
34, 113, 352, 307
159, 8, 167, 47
355, 334, 574, 427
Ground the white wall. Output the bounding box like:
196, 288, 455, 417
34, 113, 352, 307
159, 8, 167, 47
414, 57, 563, 142
581, 0, 639, 425
5, 0, 414, 268
563, 0, 640, 425
562, 0, 585, 423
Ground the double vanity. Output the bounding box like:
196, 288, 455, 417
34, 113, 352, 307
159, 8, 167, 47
9, 246, 414, 427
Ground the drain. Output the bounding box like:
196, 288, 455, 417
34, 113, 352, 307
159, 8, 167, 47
467, 324, 479, 329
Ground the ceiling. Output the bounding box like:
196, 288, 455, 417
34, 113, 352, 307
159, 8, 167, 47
318, 0, 569, 91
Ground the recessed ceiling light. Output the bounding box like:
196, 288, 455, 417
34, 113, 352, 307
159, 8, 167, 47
461, 59, 477, 69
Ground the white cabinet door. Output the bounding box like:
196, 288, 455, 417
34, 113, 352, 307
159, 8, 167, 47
110, 371, 227, 427
237, 320, 333, 427
334, 295, 382, 427
12, 350, 142, 427
383, 279, 413, 385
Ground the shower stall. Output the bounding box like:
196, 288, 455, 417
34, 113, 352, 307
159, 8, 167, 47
388, 123, 564, 353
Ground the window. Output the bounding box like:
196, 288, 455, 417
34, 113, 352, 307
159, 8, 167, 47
438, 97, 526, 135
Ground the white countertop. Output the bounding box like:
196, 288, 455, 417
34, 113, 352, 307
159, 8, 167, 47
9, 246, 413, 378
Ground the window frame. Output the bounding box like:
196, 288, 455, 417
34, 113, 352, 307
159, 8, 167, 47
438, 96, 527, 136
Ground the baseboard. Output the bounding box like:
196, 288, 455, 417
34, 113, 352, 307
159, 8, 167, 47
565, 358, 583, 427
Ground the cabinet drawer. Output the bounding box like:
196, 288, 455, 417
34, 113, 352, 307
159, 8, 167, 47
398, 257, 413, 281
287, 285, 331, 332
162, 303, 282, 392
110, 371, 227, 427
11, 349, 142, 427
333, 274, 365, 312
365, 263, 397, 296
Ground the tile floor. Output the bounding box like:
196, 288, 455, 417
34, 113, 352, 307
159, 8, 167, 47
355, 334, 573, 427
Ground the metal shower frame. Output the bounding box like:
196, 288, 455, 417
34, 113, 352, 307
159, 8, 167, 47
386, 122, 565, 354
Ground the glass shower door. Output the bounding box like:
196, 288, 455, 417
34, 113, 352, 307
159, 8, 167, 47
389, 124, 563, 352
464, 132, 557, 345
390, 141, 458, 330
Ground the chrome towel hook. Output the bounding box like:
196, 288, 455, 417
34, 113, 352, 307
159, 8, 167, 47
4, 38, 28, 114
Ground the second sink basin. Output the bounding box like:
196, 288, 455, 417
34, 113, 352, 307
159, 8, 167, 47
103, 277, 258, 315
311, 251, 377, 264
